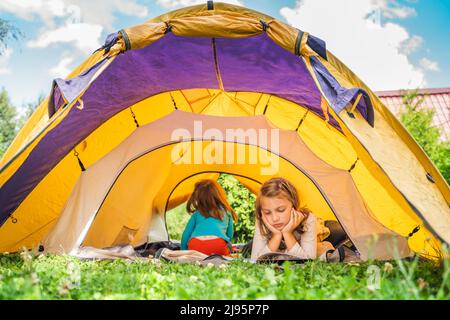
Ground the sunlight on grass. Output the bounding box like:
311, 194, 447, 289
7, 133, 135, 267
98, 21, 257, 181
0, 252, 448, 300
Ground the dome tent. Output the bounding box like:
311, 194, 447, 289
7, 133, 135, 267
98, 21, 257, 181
0, 1, 448, 260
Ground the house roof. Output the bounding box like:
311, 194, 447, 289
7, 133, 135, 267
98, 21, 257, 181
376, 88, 450, 97
375, 88, 450, 141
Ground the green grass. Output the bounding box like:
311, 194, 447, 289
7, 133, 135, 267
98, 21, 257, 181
17, 195, 442, 300
0, 251, 448, 300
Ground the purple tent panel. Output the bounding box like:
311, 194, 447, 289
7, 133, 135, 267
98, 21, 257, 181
310, 56, 374, 126
307, 34, 327, 60
215, 34, 322, 116
47, 57, 111, 117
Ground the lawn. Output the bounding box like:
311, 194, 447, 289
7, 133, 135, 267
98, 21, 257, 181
0, 251, 448, 300
1, 183, 449, 300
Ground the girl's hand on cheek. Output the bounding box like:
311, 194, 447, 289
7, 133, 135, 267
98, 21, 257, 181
282, 209, 304, 234
261, 214, 282, 236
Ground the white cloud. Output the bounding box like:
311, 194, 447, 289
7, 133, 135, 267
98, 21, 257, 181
27, 22, 103, 54
0, 0, 149, 53
49, 54, 75, 78
0, 1, 149, 28
0, 48, 13, 75
399, 35, 423, 55
280, 0, 426, 90
0, 0, 67, 27
419, 58, 440, 72
157, 0, 244, 9
63, 0, 149, 30
373, 0, 417, 19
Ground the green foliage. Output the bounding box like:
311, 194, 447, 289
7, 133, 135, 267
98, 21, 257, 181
0, 90, 44, 159
0, 89, 17, 158
16, 94, 45, 131
0, 18, 23, 54
399, 90, 450, 184
0, 252, 448, 300
166, 203, 191, 240
165, 174, 256, 243
217, 174, 256, 243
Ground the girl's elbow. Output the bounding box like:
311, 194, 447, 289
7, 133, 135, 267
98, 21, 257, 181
306, 252, 316, 260
306, 248, 317, 260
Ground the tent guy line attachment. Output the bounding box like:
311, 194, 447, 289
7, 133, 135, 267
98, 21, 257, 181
129, 107, 140, 127
407, 225, 421, 239
426, 173, 435, 184
75, 98, 84, 110
348, 158, 359, 173
169, 92, 178, 110
260, 20, 269, 32
164, 22, 173, 34
73, 149, 86, 172
262, 96, 272, 115
296, 109, 309, 131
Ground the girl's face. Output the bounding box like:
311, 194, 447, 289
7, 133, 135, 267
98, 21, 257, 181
260, 196, 293, 231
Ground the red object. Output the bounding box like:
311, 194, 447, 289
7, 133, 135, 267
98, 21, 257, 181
231, 245, 241, 253
188, 237, 230, 256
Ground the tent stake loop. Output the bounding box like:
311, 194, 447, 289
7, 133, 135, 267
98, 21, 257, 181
260, 20, 269, 31
407, 225, 421, 238
169, 92, 178, 110
74, 149, 86, 172
130, 107, 140, 127
164, 22, 172, 34
262, 96, 272, 115
296, 110, 309, 131
348, 158, 359, 173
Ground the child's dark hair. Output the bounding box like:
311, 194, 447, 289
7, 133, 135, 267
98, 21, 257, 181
186, 179, 238, 222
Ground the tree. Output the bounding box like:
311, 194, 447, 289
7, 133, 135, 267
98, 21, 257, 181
0, 18, 22, 54
16, 93, 45, 130
0, 89, 17, 158
0, 20, 24, 159
400, 90, 450, 184
218, 174, 256, 243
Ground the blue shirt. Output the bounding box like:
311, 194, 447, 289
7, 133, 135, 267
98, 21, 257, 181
180, 210, 234, 250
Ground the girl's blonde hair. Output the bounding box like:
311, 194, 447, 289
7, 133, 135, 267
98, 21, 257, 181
186, 179, 238, 222
255, 177, 311, 239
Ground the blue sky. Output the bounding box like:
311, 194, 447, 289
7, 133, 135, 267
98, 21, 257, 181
0, 0, 449, 111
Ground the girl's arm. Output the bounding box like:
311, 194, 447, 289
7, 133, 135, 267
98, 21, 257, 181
286, 214, 318, 259
266, 234, 283, 252
180, 212, 197, 250
226, 214, 234, 240
250, 220, 281, 261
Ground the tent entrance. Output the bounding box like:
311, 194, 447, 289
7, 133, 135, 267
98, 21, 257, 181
41, 111, 412, 260
164, 172, 259, 242
81, 141, 339, 250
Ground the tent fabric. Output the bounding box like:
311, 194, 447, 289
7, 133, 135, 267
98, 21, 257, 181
321, 51, 450, 204
48, 57, 111, 117
308, 53, 450, 246
42, 111, 411, 261
0, 33, 330, 225
0, 89, 442, 258
309, 56, 374, 126
307, 35, 327, 60
0, 2, 448, 260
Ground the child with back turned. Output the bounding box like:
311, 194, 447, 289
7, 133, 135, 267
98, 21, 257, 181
181, 179, 238, 256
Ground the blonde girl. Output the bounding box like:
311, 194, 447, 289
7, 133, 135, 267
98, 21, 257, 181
251, 177, 335, 260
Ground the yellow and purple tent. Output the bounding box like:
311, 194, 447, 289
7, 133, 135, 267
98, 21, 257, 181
0, 2, 448, 260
